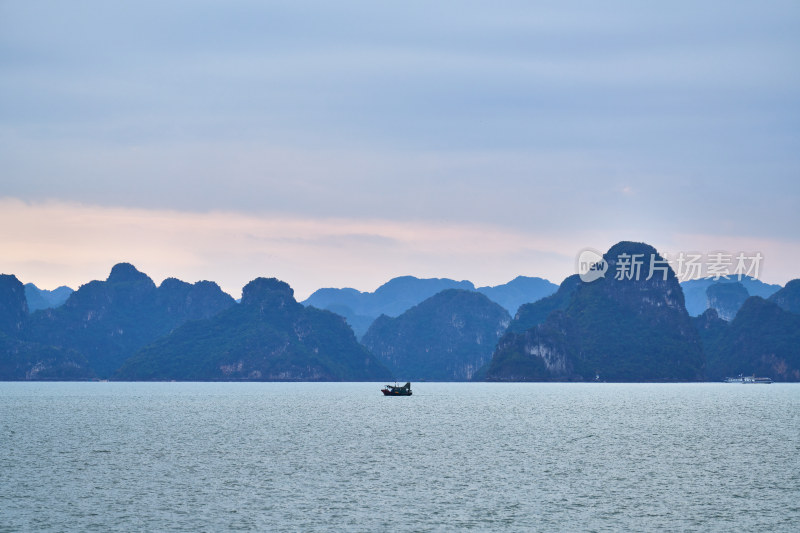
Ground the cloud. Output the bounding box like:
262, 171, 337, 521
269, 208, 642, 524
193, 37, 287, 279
1, 2, 798, 294
3, 1, 798, 155
2, 198, 798, 301
4, 131, 797, 246
0, 198, 581, 299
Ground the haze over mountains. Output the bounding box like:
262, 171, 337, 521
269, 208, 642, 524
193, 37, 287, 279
24, 284, 73, 312
362, 289, 510, 381
681, 276, 781, 316
2, 242, 799, 382
303, 276, 556, 339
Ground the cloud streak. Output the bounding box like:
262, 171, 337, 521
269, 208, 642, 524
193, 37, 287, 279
0, 198, 582, 299
2, 198, 798, 301
1, 2, 798, 294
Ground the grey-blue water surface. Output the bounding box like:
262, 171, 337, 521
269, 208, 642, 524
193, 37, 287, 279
1, 382, 798, 532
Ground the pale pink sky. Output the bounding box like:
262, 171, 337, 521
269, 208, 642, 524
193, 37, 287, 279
2, 2, 798, 299
2, 198, 797, 300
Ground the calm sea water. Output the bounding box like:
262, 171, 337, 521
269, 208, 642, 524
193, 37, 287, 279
1, 382, 798, 532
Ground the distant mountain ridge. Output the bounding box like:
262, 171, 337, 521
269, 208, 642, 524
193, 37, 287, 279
681, 276, 781, 316
768, 279, 800, 315
4, 264, 394, 381
476, 276, 560, 318
0, 274, 92, 380
3, 261, 799, 382
23, 263, 236, 378
481, 242, 705, 382
362, 289, 510, 381
706, 282, 749, 321
695, 295, 800, 381
303, 275, 556, 338
507, 275, 582, 334
117, 278, 391, 381
696, 278, 800, 381
24, 284, 74, 312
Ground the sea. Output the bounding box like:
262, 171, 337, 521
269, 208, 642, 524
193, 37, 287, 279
1, 382, 798, 532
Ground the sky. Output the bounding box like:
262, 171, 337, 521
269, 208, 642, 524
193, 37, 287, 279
2, 1, 799, 300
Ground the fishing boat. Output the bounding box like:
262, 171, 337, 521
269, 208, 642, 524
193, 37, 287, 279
724, 374, 772, 384
381, 382, 412, 396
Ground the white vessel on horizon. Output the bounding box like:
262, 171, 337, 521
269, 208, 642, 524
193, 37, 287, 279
724, 374, 772, 384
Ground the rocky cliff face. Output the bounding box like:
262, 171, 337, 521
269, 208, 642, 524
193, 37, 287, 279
482, 241, 704, 382
706, 282, 749, 321
362, 289, 511, 381
480, 311, 572, 380
116, 277, 391, 381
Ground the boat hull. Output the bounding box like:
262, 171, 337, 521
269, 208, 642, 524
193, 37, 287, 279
381, 382, 412, 396
381, 389, 412, 396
